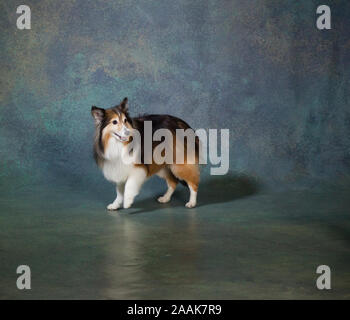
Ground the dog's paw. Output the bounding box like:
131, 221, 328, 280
123, 201, 133, 209
123, 196, 135, 209
157, 195, 171, 203
107, 203, 120, 211
185, 201, 196, 208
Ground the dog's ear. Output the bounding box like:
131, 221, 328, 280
120, 97, 128, 112
91, 106, 105, 124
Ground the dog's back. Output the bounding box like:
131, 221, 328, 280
132, 114, 200, 167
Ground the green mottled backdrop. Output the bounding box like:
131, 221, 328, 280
1, 0, 350, 191
1, 0, 350, 300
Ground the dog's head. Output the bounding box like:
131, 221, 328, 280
91, 97, 133, 143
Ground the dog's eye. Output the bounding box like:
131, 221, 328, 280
112, 120, 118, 125
124, 118, 127, 123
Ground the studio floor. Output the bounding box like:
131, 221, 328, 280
0, 177, 350, 299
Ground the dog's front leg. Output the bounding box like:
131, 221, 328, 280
123, 168, 147, 209
107, 183, 125, 210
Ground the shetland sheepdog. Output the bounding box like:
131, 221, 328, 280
91, 97, 200, 210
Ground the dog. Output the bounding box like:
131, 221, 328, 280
91, 97, 200, 210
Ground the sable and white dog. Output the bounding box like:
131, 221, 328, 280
91, 98, 200, 210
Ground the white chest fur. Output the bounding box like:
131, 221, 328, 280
102, 137, 134, 184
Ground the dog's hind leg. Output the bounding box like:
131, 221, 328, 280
170, 164, 199, 208
157, 168, 178, 203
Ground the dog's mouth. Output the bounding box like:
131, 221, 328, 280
113, 132, 129, 142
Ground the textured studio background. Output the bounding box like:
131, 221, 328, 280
1, 0, 350, 193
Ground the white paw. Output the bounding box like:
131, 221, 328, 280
107, 203, 120, 210
123, 201, 133, 209
158, 196, 170, 203
185, 201, 196, 208
123, 194, 135, 208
